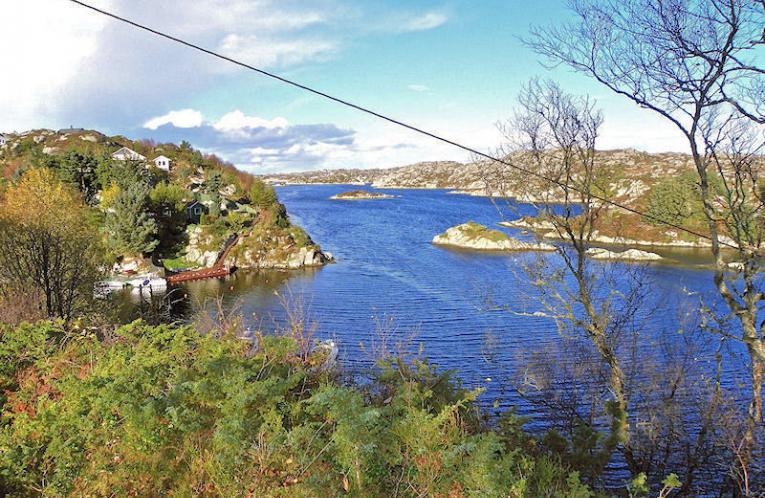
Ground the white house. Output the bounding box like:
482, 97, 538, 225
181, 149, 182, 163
0, 133, 7, 147
153, 155, 172, 171
111, 147, 146, 161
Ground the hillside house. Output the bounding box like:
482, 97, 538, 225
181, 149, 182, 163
0, 133, 7, 147
111, 147, 146, 161
186, 200, 209, 224
153, 155, 172, 171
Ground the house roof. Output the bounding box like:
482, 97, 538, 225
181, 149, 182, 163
153, 155, 171, 162
111, 146, 146, 160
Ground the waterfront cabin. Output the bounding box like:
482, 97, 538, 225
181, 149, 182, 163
111, 146, 146, 161
186, 200, 209, 224
153, 155, 172, 171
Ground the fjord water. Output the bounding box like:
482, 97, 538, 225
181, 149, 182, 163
173, 185, 740, 412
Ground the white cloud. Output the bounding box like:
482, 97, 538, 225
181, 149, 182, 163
143, 109, 204, 130
0, 0, 346, 131
598, 104, 691, 153
213, 111, 289, 131
218, 33, 336, 68
402, 12, 448, 32
139, 107, 488, 173
408, 84, 430, 92
176, 1, 333, 35
0, 0, 109, 131
368, 10, 449, 36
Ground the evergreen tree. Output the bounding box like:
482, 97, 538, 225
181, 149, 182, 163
644, 178, 694, 227
248, 178, 277, 208
149, 182, 188, 251
106, 182, 158, 255
51, 151, 101, 205
97, 158, 149, 191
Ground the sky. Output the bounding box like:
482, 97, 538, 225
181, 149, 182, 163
0, 0, 693, 173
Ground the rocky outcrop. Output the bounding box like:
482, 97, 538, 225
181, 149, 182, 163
185, 226, 220, 267
500, 218, 714, 248
499, 219, 557, 231
228, 244, 334, 270
330, 190, 398, 200
185, 225, 334, 270
432, 222, 555, 252
585, 248, 663, 261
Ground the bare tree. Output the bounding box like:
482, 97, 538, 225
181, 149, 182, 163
484, 80, 752, 492
526, 0, 765, 477
489, 80, 648, 478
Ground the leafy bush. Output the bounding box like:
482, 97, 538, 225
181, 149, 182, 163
643, 176, 696, 227
0, 169, 103, 320
0, 321, 590, 497
642, 172, 720, 233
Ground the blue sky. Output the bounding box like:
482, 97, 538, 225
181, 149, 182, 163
1, 0, 689, 173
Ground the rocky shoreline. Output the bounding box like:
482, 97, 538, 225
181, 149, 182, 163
498, 219, 723, 249
585, 247, 664, 262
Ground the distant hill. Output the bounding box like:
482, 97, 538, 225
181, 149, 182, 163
264, 150, 698, 206
265, 149, 755, 247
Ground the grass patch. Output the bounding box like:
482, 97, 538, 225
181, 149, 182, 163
162, 256, 194, 271
460, 221, 511, 242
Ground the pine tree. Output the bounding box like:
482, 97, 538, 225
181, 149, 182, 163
106, 182, 159, 255
248, 178, 277, 207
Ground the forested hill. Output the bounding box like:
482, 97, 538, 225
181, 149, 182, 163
0, 128, 332, 273
0, 128, 250, 190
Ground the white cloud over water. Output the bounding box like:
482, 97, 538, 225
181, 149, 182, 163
212, 111, 289, 131
141, 108, 488, 173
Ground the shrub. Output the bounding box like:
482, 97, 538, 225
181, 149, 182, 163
0, 321, 590, 497
0, 169, 103, 320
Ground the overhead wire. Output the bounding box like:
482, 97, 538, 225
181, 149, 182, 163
64, 0, 743, 251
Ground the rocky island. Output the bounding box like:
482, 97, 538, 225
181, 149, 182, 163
585, 247, 664, 262
330, 190, 398, 200
432, 222, 555, 252
498, 217, 721, 249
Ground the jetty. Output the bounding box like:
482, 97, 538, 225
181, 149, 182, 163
166, 234, 239, 284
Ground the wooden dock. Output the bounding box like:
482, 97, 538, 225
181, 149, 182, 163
166, 266, 232, 284
165, 233, 239, 284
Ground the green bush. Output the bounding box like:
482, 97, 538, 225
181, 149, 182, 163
248, 178, 278, 208
643, 176, 696, 227
0, 321, 590, 497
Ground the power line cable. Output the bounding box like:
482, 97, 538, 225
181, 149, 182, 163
65, 0, 742, 250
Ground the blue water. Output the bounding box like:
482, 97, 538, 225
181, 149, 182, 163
168, 185, 749, 416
